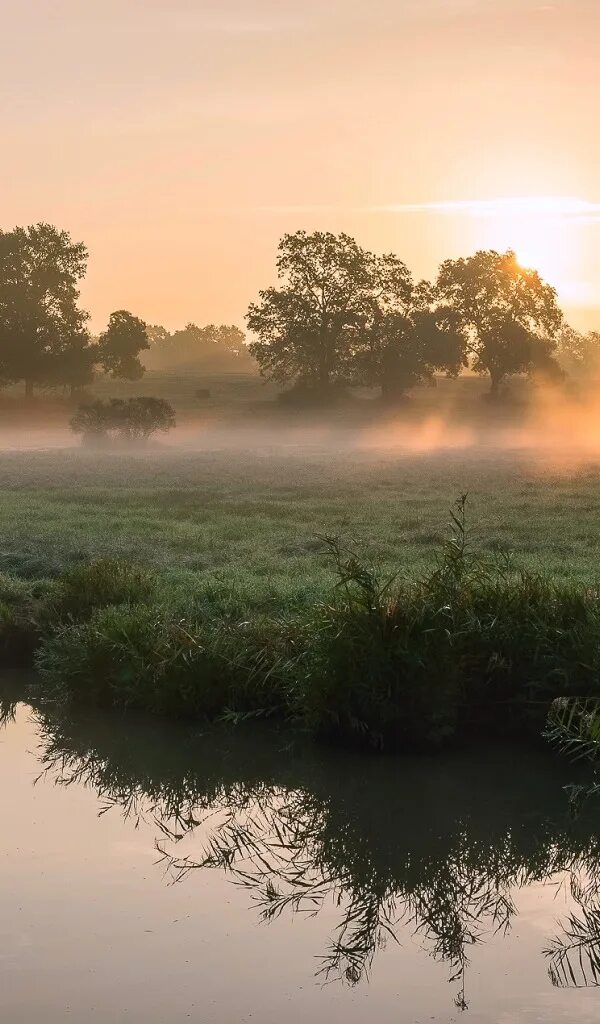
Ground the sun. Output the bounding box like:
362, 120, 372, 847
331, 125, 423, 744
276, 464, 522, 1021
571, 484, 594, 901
465, 197, 582, 294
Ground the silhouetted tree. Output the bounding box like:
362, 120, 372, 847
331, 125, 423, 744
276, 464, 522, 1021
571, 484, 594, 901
97, 310, 149, 381
354, 263, 467, 399
436, 250, 563, 396
0, 223, 89, 396
247, 231, 374, 394
249, 236, 468, 400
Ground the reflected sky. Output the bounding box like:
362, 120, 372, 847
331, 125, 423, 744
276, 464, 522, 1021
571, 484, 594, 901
2, 694, 600, 1021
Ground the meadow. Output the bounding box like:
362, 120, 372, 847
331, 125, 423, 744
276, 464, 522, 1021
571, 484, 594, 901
1, 434, 600, 600
3, 371, 600, 748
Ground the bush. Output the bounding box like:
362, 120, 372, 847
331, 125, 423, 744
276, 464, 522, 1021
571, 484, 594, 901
51, 559, 156, 621
70, 397, 176, 444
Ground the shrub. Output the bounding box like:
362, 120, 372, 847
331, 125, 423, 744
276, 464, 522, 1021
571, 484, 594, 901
51, 558, 156, 621
70, 397, 176, 444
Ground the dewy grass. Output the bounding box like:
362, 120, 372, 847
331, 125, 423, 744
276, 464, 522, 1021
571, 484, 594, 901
11, 498, 600, 751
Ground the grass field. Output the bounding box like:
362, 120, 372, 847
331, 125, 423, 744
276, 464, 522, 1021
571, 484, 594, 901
2, 439, 600, 606
0, 371, 597, 606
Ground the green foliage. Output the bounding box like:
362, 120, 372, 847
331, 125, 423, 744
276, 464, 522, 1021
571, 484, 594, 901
16, 496, 600, 750
436, 250, 563, 395
545, 697, 600, 814
36, 604, 301, 719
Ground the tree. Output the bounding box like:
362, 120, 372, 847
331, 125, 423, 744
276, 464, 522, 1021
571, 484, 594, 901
557, 326, 600, 377
436, 250, 563, 396
248, 234, 468, 400
70, 396, 176, 444
0, 223, 89, 396
97, 310, 149, 381
353, 261, 467, 400
247, 231, 374, 393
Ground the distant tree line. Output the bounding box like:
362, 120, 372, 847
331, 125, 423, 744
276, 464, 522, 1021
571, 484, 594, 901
247, 231, 596, 400
144, 322, 252, 372
3, 222, 598, 403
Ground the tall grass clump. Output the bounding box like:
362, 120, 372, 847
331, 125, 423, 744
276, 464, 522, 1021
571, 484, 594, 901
37, 603, 308, 720
301, 498, 600, 749
51, 558, 156, 621
0, 572, 54, 661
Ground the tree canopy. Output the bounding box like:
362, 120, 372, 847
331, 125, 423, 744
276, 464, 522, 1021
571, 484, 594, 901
436, 250, 564, 395
247, 232, 468, 399
0, 223, 152, 395
557, 326, 600, 376
0, 223, 89, 395
96, 310, 149, 381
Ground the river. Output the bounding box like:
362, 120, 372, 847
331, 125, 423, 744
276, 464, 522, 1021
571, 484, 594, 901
2, 693, 600, 1022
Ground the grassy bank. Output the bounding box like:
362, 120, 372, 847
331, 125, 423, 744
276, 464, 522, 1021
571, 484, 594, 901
4, 499, 600, 750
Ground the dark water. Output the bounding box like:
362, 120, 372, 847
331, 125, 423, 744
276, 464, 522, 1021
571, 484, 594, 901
2, 695, 600, 1023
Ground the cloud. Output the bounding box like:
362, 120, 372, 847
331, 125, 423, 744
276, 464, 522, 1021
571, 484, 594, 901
380, 196, 600, 220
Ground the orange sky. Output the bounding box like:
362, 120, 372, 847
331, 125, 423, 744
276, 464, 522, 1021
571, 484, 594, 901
2, 0, 600, 331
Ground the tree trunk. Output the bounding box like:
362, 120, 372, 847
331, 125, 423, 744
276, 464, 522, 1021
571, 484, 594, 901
24, 379, 33, 398
489, 369, 503, 398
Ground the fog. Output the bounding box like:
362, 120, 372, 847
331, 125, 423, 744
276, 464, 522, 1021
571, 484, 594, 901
2, 382, 600, 476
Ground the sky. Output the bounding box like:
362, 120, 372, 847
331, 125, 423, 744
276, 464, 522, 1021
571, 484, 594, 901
2, 0, 600, 331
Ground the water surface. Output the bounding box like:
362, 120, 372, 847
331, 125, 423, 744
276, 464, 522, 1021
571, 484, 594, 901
2, 695, 600, 1022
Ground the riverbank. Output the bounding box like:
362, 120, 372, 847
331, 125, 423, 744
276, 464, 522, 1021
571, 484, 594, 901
4, 499, 600, 750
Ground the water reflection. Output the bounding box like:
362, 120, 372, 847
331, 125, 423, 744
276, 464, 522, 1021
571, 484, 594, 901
7, 693, 600, 1010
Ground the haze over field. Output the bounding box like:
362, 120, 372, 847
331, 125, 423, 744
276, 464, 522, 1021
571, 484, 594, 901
2, 0, 600, 331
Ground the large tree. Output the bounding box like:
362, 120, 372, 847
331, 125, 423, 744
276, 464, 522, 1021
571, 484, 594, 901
436, 250, 563, 396
354, 261, 467, 400
97, 310, 149, 380
0, 223, 89, 396
248, 236, 467, 399
247, 231, 374, 392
